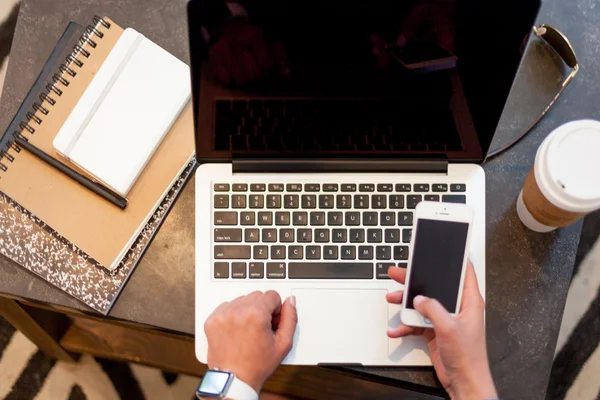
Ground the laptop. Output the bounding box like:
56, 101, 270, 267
188, 0, 540, 365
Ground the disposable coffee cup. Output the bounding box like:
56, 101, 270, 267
517, 120, 600, 232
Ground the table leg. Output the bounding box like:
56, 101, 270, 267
0, 297, 75, 362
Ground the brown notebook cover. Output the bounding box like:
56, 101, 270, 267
0, 17, 195, 270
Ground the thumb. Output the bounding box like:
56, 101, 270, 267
275, 296, 298, 354
413, 295, 456, 336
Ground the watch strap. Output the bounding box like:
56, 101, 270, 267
225, 376, 258, 400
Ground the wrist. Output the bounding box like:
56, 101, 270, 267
448, 371, 497, 400
208, 363, 264, 394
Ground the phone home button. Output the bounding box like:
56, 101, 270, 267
424, 318, 432, 325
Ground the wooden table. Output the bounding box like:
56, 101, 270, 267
1, 0, 599, 398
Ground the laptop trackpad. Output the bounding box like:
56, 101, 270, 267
290, 288, 388, 364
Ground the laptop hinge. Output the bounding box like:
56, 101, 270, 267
233, 159, 448, 174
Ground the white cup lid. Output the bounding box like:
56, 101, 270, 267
543, 120, 600, 211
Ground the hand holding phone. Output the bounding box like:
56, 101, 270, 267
401, 201, 473, 328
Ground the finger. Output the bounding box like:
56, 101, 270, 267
259, 290, 283, 315
272, 41, 290, 78
229, 45, 248, 85
275, 296, 298, 354
386, 290, 404, 304
244, 291, 263, 302
238, 48, 260, 82
388, 266, 407, 284
413, 296, 456, 336
387, 324, 425, 338
460, 261, 484, 311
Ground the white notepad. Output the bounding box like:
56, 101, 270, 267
53, 28, 191, 196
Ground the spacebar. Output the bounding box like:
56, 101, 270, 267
289, 263, 374, 279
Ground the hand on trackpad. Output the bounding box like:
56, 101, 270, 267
286, 288, 389, 364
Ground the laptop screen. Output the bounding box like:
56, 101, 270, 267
188, 0, 541, 163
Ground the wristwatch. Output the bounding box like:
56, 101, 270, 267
196, 369, 259, 400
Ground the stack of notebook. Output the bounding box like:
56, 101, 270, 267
0, 16, 196, 314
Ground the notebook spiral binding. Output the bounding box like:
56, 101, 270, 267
0, 16, 112, 172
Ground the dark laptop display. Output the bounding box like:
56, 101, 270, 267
188, 0, 540, 162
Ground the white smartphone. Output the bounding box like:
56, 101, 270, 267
401, 201, 473, 328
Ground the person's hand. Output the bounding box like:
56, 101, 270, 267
386, 262, 498, 400
204, 291, 297, 393
209, 20, 289, 85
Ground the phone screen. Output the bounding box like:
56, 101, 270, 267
406, 219, 469, 313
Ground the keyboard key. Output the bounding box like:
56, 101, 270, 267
450, 184, 467, 192
258, 211, 273, 225
306, 246, 321, 259
315, 229, 329, 242
214, 184, 229, 192
266, 195, 281, 209
376, 246, 392, 260
319, 195, 334, 209
345, 212, 360, 226
389, 195, 404, 209
232, 262, 246, 278
395, 184, 411, 192
250, 184, 266, 192
286, 183, 302, 192
377, 184, 393, 192
336, 195, 352, 209
233, 184, 247, 192
328, 212, 343, 226
414, 184, 430, 192
350, 228, 365, 243
240, 211, 255, 225
324, 246, 338, 260
359, 184, 375, 192
442, 195, 467, 204
394, 246, 409, 260
372, 195, 387, 209
407, 195, 422, 209
310, 211, 326, 226
304, 184, 320, 192
376, 263, 392, 279
402, 229, 412, 243
245, 228, 259, 242
285, 195, 299, 208
293, 212, 308, 225
385, 229, 400, 243
232, 195, 246, 208
302, 195, 317, 209
214, 262, 229, 278
250, 195, 264, 208
380, 212, 395, 226
425, 195, 440, 201
354, 195, 369, 209
341, 184, 357, 192
267, 262, 286, 278
214, 245, 251, 259
324, 184, 338, 192
358, 246, 374, 260
367, 229, 382, 243
333, 229, 348, 243
214, 195, 229, 209
363, 212, 378, 226
432, 184, 448, 192
214, 228, 242, 242
249, 262, 264, 278
297, 229, 312, 242
268, 183, 284, 192
271, 246, 286, 259
279, 228, 294, 242
288, 263, 373, 279
253, 246, 268, 259
398, 212, 413, 226
289, 246, 304, 260
214, 212, 237, 225
262, 229, 277, 242
397, 262, 408, 269
341, 246, 356, 260
275, 211, 290, 226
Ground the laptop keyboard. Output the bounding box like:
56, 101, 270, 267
214, 100, 463, 152
212, 182, 467, 280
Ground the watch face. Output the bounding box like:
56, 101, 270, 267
197, 370, 232, 397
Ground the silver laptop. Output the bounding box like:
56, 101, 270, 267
188, 0, 540, 365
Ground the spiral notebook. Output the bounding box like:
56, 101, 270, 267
0, 17, 195, 275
